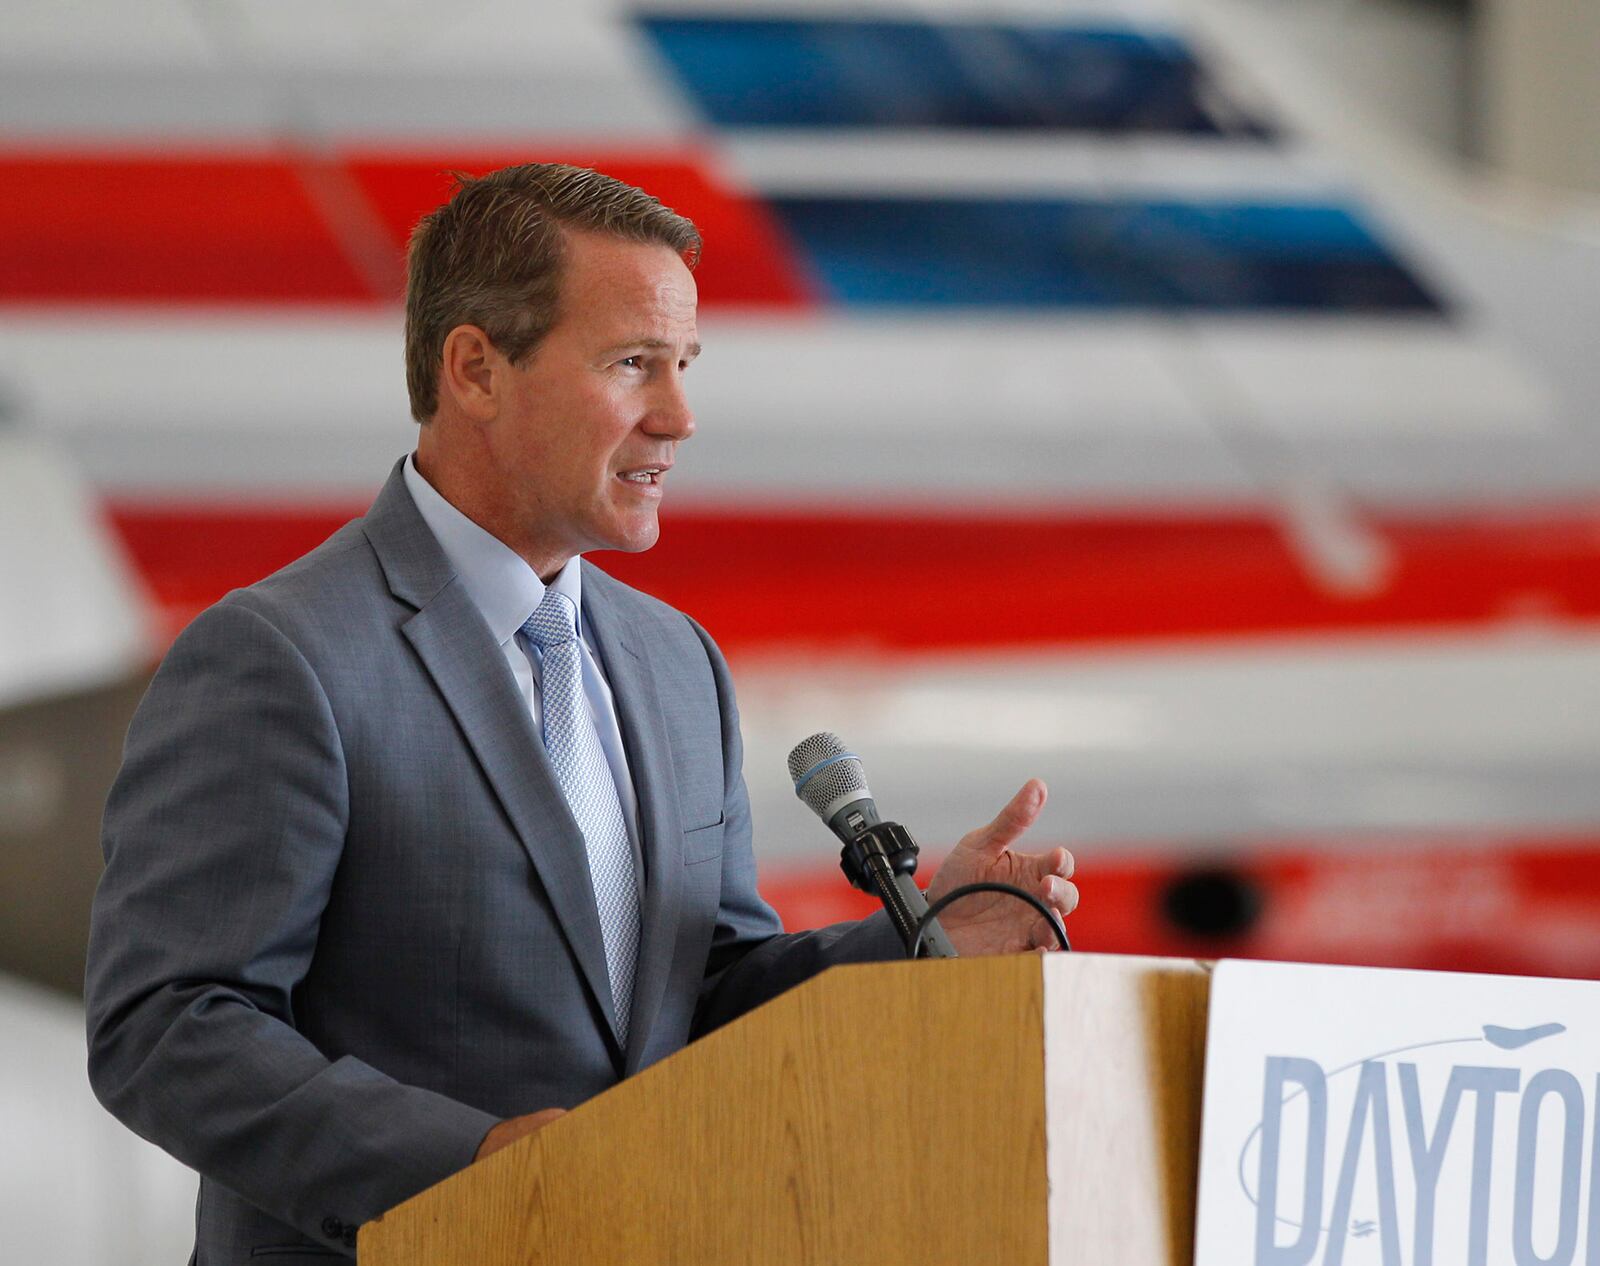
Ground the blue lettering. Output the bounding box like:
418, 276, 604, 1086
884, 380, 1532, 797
1325, 1061, 1402, 1266
1589, 1074, 1600, 1266
1513, 1069, 1584, 1266
1400, 1061, 1473, 1266
1457, 1065, 1522, 1266
1257, 1056, 1327, 1266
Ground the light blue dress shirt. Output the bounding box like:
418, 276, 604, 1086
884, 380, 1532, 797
402, 454, 644, 874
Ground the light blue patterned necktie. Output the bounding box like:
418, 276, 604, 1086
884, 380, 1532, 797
522, 589, 640, 1045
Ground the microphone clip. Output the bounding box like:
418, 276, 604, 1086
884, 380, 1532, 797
839, 821, 957, 957
838, 820, 920, 893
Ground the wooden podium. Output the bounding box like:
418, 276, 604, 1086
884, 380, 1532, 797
360, 953, 1211, 1266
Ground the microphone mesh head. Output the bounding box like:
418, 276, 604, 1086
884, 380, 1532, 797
787, 732, 869, 819
786, 731, 846, 784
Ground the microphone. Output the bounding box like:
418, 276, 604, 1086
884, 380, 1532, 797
785, 732, 883, 842
787, 733, 958, 959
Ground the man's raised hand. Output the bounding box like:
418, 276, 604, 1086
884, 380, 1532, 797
923, 780, 1078, 956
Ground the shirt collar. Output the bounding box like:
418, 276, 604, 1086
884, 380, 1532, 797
402, 453, 584, 646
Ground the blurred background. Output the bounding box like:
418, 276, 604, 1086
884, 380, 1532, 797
3, 0, 1599, 1259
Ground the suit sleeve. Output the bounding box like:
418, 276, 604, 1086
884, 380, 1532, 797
683, 616, 903, 1037
85, 599, 497, 1254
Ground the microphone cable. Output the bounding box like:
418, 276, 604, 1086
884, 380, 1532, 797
907, 881, 1071, 960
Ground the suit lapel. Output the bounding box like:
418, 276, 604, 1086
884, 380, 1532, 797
402, 593, 621, 1042
363, 463, 621, 1046
582, 570, 685, 1073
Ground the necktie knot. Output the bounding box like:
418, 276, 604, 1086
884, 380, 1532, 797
523, 589, 578, 652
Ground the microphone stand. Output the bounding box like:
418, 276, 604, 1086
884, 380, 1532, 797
837, 822, 959, 959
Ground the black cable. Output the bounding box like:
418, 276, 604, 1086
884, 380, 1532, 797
907, 881, 1071, 959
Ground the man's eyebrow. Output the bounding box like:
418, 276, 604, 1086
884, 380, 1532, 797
605, 338, 702, 360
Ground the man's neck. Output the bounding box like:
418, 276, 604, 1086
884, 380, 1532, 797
412, 440, 573, 582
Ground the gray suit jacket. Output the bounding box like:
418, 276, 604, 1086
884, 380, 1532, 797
85, 461, 898, 1263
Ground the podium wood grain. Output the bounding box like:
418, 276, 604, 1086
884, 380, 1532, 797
360, 953, 1210, 1266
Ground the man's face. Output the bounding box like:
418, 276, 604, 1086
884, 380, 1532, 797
482, 229, 699, 572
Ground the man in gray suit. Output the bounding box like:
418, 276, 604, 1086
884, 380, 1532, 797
85, 164, 1079, 1262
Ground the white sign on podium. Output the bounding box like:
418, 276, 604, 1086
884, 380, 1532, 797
1194, 959, 1600, 1265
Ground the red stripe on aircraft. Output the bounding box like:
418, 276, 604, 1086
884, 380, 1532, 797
106, 502, 1600, 651
0, 149, 814, 308
0, 151, 373, 303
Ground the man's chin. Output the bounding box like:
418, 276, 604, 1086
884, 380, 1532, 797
590, 516, 662, 557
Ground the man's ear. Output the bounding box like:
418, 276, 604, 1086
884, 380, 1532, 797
438, 324, 500, 422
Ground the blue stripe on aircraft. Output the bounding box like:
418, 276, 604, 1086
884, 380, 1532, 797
770, 198, 1445, 312
639, 16, 1274, 136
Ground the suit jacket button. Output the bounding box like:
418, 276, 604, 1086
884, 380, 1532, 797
343, 1226, 359, 1248
322, 1216, 344, 1238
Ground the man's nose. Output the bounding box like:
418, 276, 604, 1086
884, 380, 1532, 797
647, 373, 695, 440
